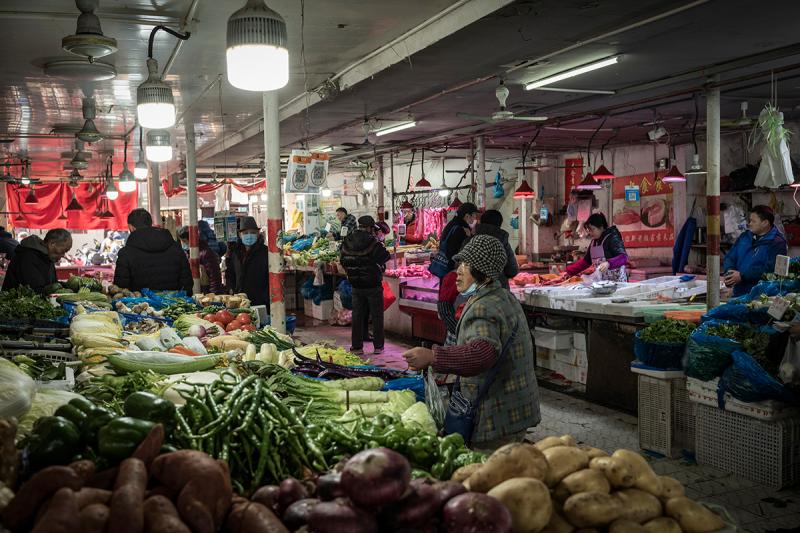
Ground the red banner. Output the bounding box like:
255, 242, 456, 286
7, 182, 138, 230
162, 179, 266, 198
564, 157, 583, 202
611, 171, 675, 248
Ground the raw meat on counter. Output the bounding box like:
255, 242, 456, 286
511, 272, 585, 287
385, 264, 432, 278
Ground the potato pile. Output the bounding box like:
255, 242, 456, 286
450, 435, 727, 533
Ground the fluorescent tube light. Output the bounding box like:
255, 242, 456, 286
525, 56, 620, 90
375, 121, 416, 137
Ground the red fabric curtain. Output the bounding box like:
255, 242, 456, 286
162, 179, 266, 198
6, 182, 138, 230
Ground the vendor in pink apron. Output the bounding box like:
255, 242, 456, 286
565, 213, 629, 282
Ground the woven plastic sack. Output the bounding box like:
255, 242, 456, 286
424, 368, 445, 429
721, 350, 796, 403
633, 330, 686, 369
684, 320, 741, 381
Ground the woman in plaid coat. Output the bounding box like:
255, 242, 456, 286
404, 235, 540, 450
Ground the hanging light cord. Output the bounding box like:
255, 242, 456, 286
521, 128, 542, 168
405, 149, 416, 192
600, 128, 618, 164
148, 25, 191, 59
587, 115, 608, 169
692, 93, 699, 155
123, 136, 128, 164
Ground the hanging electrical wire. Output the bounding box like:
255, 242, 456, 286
586, 115, 608, 169
299, 0, 312, 148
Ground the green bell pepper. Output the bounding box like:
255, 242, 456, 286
53, 403, 89, 428
26, 416, 81, 470
123, 392, 176, 430
97, 417, 155, 462
58, 397, 114, 446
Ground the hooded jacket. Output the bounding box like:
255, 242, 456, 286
114, 226, 193, 294
2, 236, 56, 293
724, 226, 788, 297
225, 240, 269, 306
472, 223, 519, 289
185, 241, 223, 295
340, 230, 390, 289
566, 226, 628, 276
440, 217, 471, 270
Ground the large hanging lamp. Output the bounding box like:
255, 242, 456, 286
20, 161, 31, 185
66, 190, 83, 211
514, 179, 535, 198
576, 172, 601, 190
226, 0, 289, 91
118, 135, 137, 192
24, 186, 37, 204
663, 164, 686, 183
592, 164, 615, 180
137, 26, 190, 128
448, 195, 463, 211
76, 98, 103, 143
134, 129, 148, 180
145, 129, 172, 162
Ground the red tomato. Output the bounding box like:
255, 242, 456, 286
213, 321, 226, 331
226, 320, 242, 332
236, 312, 252, 324
241, 324, 256, 331
203, 313, 217, 322
215, 310, 234, 325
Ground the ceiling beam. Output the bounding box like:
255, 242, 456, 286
0, 8, 181, 26
195, 0, 515, 162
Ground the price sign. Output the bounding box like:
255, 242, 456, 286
775, 255, 790, 277
340, 226, 349, 237
325, 223, 331, 233
768, 296, 791, 320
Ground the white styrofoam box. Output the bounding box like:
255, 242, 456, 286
573, 348, 588, 369
549, 359, 587, 384
686, 377, 800, 421
252, 305, 269, 326
534, 327, 573, 350
573, 332, 587, 351
303, 299, 333, 321
554, 347, 584, 366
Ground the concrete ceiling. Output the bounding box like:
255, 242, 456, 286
3, 0, 800, 181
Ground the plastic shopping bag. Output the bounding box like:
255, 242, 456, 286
382, 280, 397, 311
721, 350, 795, 403
424, 368, 445, 430
780, 339, 800, 386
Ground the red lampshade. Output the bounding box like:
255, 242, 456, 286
58, 212, 68, 220
66, 192, 83, 211
593, 164, 615, 180
400, 200, 414, 209
448, 196, 463, 211
663, 165, 686, 183
576, 172, 601, 190
514, 179, 535, 198
24, 188, 37, 204
415, 176, 431, 188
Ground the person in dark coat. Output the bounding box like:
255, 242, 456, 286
566, 212, 628, 282
437, 202, 479, 340
177, 226, 223, 295
333, 207, 358, 241
199, 220, 226, 257
0, 228, 19, 261
472, 209, 519, 289
2, 229, 72, 293
225, 216, 269, 306
340, 216, 390, 355
114, 208, 193, 294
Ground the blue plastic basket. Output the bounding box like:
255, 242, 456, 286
263, 314, 296, 334
633, 330, 687, 369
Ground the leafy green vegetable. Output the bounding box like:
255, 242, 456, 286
640, 319, 696, 344
0, 286, 64, 321
401, 402, 437, 435
162, 301, 201, 320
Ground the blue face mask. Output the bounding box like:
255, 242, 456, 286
181, 243, 189, 252
241, 234, 258, 246
460, 282, 479, 297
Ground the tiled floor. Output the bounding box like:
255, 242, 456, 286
292, 321, 800, 532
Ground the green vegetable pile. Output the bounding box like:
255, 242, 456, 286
0, 286, 64, 321
12, 355, 67, 381
248, 327, 296, 352
162, 301, 201, 320
706, 323, 775, 373
639, 319, 696, 344
65, 275, 103, 293
76, 370, 168, 414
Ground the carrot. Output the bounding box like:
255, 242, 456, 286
168, 346, 199, 356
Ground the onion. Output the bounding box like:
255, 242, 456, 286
187, 324, 207, 338
341, 447, 411, 508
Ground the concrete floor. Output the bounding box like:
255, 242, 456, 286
292, 320, 800, 532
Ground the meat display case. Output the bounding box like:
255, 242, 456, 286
397, 276, 446, 344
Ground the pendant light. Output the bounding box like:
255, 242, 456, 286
363, 179, 375, 191
134, 128, 149, 180
118, 135, 137, 193
226, 0, 289, 91
66, 190, 83, 211
576, 172, 601, 190
663, 145, 686, 183
592, 164, 615, 180
24, 186, 37, 204
137, 26, 190, 129
76, 98, 103, 143
415, 148, 431, 187
448, 195, 463, 211
20, 161, 31, 185
145, 130, 172, 162
437, 160, 449, 197
514, 179, 535, 198
104, 157, 118, 200
582, 115, 611, 186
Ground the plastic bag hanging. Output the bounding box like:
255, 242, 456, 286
754, 105, 794, 188
424, 368, 446, 429
493, 170, 505, 198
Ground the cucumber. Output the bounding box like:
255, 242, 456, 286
106, 351, 221, 374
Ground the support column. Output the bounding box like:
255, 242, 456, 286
706, 76, 721, 310
376, 155, 385, 222
149, 162, 161, 225
476, 135, 486, 209
185, 121, 201, 295
263, 91, 286, 333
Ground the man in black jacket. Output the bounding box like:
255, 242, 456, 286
2, 229, 72, 293
472, 210, 519, 289
340, 216, 390, 355
114, 209, 193, 294
225, 216, 269, 307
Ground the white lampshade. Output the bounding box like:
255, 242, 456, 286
363, 180, 375, 191
134, 162, 149, 180
145, 130, 172, 162
438, 189, 450, 198
106, 190, 119, 200
226, 0, 289, 91
321, 187, 332, 198
137, 58, 176, 128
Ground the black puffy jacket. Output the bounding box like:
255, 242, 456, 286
472, 223, 519, 289
340, 230, 390, 289
114, 227, 193, 294
440, 217, 471, 270
225, 241, 269, 306
2, 236, 56, 294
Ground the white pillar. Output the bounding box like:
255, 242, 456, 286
706, 77, 721, 310
377, 155, 385, 222
185, 121, 201, 295
149, 162, 161, 225
477, 135, 486, 209
263, 91, 286, 333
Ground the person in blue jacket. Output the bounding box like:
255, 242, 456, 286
723, 205, 787, 297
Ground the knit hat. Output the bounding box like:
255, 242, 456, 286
239, 216, 259, 232
357, 215, 379, 230
453, 234, 507, 280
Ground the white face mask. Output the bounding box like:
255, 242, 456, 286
460, 282, 479, 297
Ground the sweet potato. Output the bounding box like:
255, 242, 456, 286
79, 503, 110, 533
614, 489, 662, 523
68, 459, 96, 485
563, 492, 623, 528
451, 462, 483, 484
76, 487, 112, 509
143, 495, 191, 533
466, 442, 548, 492
643, 517, 682, 533
107, 458, 147, 533
664, 497, 725, 533
487, 477, 552, 533
2, 465, 82, 531
226, 500, 289, 533
30, 487, 79, 533
86, 466, 119, 490
543, 446, 589, 487
150, 450, 233, 533
589, 457, 635, 488
131, 424, 165, 468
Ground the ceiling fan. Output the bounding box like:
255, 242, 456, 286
457, 81, 548, 124
341, 119, 378, 152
